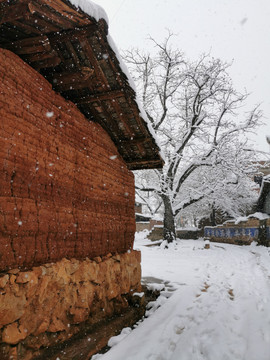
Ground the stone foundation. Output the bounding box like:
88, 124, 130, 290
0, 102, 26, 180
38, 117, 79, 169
0, 250, 141, 359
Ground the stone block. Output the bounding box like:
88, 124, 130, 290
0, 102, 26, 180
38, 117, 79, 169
0, 251, 141, 349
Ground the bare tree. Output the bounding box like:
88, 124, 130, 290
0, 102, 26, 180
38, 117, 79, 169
125, 34, 263, 243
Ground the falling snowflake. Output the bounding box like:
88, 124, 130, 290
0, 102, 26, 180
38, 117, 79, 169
46, 111, 54, 118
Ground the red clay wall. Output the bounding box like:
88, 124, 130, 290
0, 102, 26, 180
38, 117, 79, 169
0, 48, 135, 271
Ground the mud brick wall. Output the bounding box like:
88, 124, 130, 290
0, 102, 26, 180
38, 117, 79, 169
0, 48, 135, 271
147, 226, 163, 241
136, 222, 152, 232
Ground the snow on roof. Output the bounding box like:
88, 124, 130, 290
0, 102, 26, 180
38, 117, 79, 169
69, 0, 109, 23
135, 213, 151, 220
107, 36, 164, 161
151, 214, 164, 221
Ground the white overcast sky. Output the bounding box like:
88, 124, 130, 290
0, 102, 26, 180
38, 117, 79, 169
94, 0, 270, 153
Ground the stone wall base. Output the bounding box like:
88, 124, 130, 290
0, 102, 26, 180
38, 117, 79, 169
148, 226, 163, 241
0, 251, 141, 359
147, 226, 199, 241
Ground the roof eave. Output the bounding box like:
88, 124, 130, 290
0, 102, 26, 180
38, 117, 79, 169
0, 0, 163, 170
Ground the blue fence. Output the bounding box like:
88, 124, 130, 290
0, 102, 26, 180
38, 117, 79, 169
204, 227, 259, 239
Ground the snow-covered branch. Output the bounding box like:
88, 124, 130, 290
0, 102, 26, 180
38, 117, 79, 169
125, 34, 264, 242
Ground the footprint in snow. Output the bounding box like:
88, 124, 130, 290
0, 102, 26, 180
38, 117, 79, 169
168, 341, 176, 351
174, 325, 185, 335
263, 331, 270, 343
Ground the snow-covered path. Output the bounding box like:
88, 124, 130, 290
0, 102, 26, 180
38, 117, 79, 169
94, 234, 270, 360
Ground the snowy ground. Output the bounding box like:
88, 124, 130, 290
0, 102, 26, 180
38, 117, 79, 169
93, 232, 270, 360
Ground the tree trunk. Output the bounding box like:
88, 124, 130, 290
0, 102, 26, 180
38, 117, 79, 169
210, 206, 216, 226
162, 195, 176, 243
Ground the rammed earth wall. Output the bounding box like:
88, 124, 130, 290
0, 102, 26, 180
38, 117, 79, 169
0, 48, 135, 271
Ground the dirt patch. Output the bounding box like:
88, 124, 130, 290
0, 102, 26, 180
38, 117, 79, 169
201, 283, 210, 292
228, 289, 234, 300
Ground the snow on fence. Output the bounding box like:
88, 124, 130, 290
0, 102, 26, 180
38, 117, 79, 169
204, 215, 270, 246
204, 227, 259, 245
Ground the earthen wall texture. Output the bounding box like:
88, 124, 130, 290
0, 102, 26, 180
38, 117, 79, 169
148, 226, 163, 241
0, 48, 135, 271
136, 222, 152, 232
